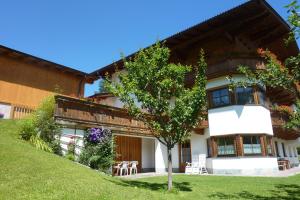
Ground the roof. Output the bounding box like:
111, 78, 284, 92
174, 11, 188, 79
90, 0, 299, 78
0, 44, 96, 83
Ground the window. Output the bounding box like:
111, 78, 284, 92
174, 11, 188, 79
206, 138, 212, 157
210, 88, 230, 108
217, 137, 235, 156
289, 146, 293, 157
257, 87, 267, 106
282, 143, 287, 157
275, 141, 279, 157
181, 141, 191, 163
265, 137, 273, 156
243, 136, 262, 155
235, 87, 255, 105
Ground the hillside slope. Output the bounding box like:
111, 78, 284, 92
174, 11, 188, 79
1, 120, 300, 200
0, 120, 156, 200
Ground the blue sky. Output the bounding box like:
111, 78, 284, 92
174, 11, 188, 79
0, 0, 297, 96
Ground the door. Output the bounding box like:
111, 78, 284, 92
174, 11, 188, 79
115, 135, 142, 172
179, 140, 191, 172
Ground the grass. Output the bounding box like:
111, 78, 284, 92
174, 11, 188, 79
1, 120, 300, 199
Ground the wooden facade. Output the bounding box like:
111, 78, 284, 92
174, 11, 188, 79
115, 135, 142, 172
0, 45, 94, 118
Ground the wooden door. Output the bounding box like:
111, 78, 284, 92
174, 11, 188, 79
179, 140, 191, 172
115, 135, 142, 172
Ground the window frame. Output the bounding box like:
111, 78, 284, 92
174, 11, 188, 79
207, 85, 268, 109
242, 135, 263, 156
208, 87, 232, 108
216, 136, 236, 157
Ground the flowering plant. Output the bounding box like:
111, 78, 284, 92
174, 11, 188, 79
87, 128, 112, 144
0, 113, 4, 118
79, 127, 114, 173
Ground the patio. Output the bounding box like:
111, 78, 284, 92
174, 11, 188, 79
120, 166, 300, 179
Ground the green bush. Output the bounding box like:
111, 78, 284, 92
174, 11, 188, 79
19, 96, 62, 155
79, 128, 115, 173
65, 141, 76, 161
29, 135, 53, 153
19, 117, 36, 140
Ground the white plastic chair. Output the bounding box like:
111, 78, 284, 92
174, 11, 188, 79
185, 162, 193, 174
129, 161, 138, 175
198, 154, 208, 174
113, 162, 122, 176
185, 155, 200, 174
120, 161, 129, 176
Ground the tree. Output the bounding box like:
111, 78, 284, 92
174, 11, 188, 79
230, 1, 300, 130
104, 42, 207, 191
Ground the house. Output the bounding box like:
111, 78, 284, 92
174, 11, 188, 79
0, 45, 94, 119
55, 0, 300, 175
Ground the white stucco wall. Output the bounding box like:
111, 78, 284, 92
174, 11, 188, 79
206, 75, 247, 90
155, 139, 179, 173
0, 103, 11, 119
273, 138, 299, 166
208, 105, 273, 136
207, 157, 279, 175
60, 128, 84, 155
190, 131, 208, 159
142, 138, 155, 170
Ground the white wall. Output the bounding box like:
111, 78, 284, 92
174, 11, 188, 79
155, 139, 179, 173
206, 75, 247, 90
208, 105, 273, 136
60, 128, 84, 156
190, 131, 208, 159
142, 138, 155, 170
273, 137, 299, 166
207, 157, 279, 175
0, 103, 11, 119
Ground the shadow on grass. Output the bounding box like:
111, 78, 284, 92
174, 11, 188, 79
106, 178, 192, 192
209, 184, 300, 200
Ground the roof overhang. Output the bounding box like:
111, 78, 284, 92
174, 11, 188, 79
0, 45, 96, 83
90, 0, 299, 79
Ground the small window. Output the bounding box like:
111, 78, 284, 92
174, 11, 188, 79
181, 141, 191, 163
257, 87, 267, 106
235, 87, 255, 105
282, 143, 287, 157
243, 136, 262, 155
210, 88, 230, 108
206, 138, 212, 157
275, 141, 279, 157
266, 137, 273, 156
217, 137, 235, 156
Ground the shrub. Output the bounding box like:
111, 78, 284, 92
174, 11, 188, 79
65, 141, 76, 161
19, 117, 37, 140
29, 135, 53, 153
79, 128, 115, 173
19, 96, 62, 155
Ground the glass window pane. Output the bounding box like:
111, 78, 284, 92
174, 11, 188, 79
211, 88, 230, 107
243, 136, 261, 155
236, 87, 254, 105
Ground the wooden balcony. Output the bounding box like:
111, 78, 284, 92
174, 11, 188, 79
54, 95, 151, 137
54, 95, 208, 137
271, 109, 300, 140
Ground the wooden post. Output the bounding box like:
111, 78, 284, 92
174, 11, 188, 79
235, 135, 244, 157
260, 135, 266, 156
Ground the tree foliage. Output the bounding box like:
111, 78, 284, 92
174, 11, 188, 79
104, 42, 207, 190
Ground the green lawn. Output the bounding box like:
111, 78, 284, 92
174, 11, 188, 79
1, 120, 300, 200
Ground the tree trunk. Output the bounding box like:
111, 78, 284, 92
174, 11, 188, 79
167, 147, 172, 191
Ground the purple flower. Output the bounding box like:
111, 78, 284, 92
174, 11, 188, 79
87, 127, 112, 144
